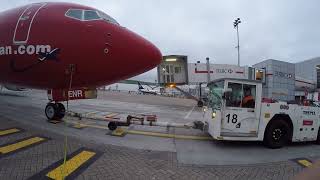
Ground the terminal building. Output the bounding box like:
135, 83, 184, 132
158, 55, 257, 85
157, 55, 320, 103
253, 59, 295, 101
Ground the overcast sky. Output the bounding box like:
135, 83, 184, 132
2, 0, 320, 82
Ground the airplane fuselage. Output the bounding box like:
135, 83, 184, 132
0, 2, 161, 90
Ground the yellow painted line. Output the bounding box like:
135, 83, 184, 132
65, 121, 118, 130
83, 123, 129, 131
46, 150, 96, 180
0, 128, 20, 136
105, 113, 119, 118
85, 124, 108, 129
84, 111, 99, 117
298, 159, 313, 167
66, 121, 212, 140
72, 123, 87, 129
48, 120, 63, 124
126, 130, 213, 140
0, 137, 45, 154
111, 128, 126, 136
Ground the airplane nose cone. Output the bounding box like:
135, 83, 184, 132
139, 39, 162, 69
117, 28, 162, 76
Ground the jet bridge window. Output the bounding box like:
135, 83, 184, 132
175, 67, 181, 74
65, 9, 83, 20
84, 10, 101, 20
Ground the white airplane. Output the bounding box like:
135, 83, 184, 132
137, 82, 161, 95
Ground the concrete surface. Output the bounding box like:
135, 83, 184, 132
0, 89, 320, 179
0, 117, 305, 180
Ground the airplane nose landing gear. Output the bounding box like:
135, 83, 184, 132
45, 102, 65, 120
45, 88, 97, 121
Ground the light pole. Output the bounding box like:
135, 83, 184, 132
162, 67, 166, 85
206, 57, 210, 83
233, 18, 241, 66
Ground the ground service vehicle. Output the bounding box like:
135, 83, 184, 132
203, 78, 320, 148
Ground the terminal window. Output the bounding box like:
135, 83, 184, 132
175, 67, 181, 74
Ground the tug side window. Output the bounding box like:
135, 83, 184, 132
242, 84, 256, 108
226, 83, 242, 108
226, 83, 256, 108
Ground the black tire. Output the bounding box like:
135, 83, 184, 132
108, 122, 117, 131
315, 127, 320, 145
197, 100, 204, 107
126, 115, 132, 125
45, 103, 58, 120
264, 120, 291, 149
56, 103, 66, 120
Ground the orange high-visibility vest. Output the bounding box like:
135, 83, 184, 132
243, 95, 254, 105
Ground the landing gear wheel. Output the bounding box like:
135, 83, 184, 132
315, 127, 320, 145
45, 103, 58, 120
56, 103, 66, 119
45, 103, 65, 121
264, 120, 291, 149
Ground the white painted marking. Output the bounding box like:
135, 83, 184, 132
13, 3, 47, 44
184, 105, 195, 119
68, 90, 83, 98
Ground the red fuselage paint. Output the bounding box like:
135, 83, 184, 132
0, 2, 162, 89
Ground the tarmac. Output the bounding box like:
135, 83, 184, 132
0, 89, 319, 179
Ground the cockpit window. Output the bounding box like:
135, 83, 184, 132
65, 9, 83, 20
84, 10, 101, 21
65, 8, 119, 25
97, 11, 119, 25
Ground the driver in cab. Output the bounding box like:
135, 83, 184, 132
242, 87, 255, 108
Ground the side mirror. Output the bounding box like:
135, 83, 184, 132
222, 88, 232, 100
